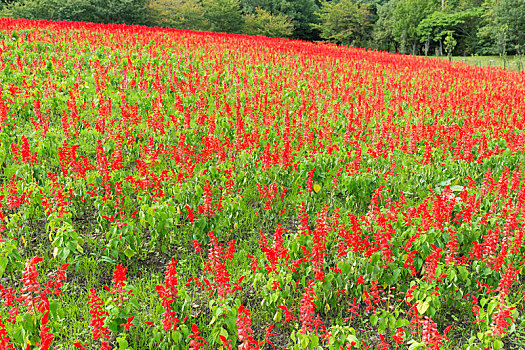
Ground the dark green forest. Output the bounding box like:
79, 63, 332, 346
1, 0, 524, 58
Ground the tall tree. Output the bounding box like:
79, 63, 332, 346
272, 0, 319, 40
417, 8, 483, 55
314, 0, 373, 47
240, 0, 273, 13
1, 0, 149, 24
373, 0, 399, 51
147, 0, 209, 30
478, 0, 525, 56
202, 0, 243, 33
392, 0, 439, 54
492, 0, 525, 54
95, 0, 149, 24
243, 7, 293, 37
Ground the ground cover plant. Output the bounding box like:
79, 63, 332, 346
0, 17, 524, 350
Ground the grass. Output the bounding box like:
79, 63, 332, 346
437, 54, 524, 71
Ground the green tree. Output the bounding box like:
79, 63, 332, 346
272, 0, 319, 40
373, 0, 399, 51
243, 7, 293, 37
1, 0, 148, 24
147, 0, 209, 30
417, 7, 483, 55
240, 0, 273, 13
0, 0, 17, 9
392, 0, 439, 54
96, 0, 149, 24
443, 30, 456, 59
492, 0, 525, 54
239, 0, 319, 40
477, 0, 525, 57
313, 0, 372, 47
202, 0, 243, 33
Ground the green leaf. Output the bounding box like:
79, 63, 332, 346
379, 315, 387, 333
396, 318, 409, 328
124, 248, 136, 259
0, 257, 8, 278
408, 340, 426, 350
310, 335, 319, 348
171, 331, 181, 343
225, 316, 236, 332
450, 185, 464, 192
493, 340, 503, 350
116, 337, 129, 349
370, 314, 378, 326
416, 301, 429, 315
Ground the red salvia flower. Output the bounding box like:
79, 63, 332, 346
265, 324, 276, 349
297, 202, 310, 236
422, 245, 443, 282
497, 263, 520, 302
88, 288, 109, 341
277, 303, 296, 325
17, 256, 43, 315
491, 304, 516, 337
189, 324, 206, 350
312, 206, 329, 282
237, 304, 258, 349
156, 259, 179, 331
120, 315, 135, 330
0, 314, 14, 349
36, 311, 54, 350
299, 280, 318, 334
202, 180, 215, 219
219, 335, 233, 350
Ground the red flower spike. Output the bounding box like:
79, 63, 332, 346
0, 314, 14, 350
219, 335, 233, 350
189, 324, 207, 350
299, 280, 319, 334
312, 206, 329, 282
88, 288, 109, 341
156, 259, 179, 332
120, 315, 135, 330
265, 324, 276, 349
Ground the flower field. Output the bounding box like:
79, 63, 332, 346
0, 17, 525, 350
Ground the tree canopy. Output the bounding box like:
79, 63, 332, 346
314, 0, 372, 47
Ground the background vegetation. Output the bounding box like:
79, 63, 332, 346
0, 0, 524, 64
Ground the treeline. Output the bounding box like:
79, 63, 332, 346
1, 0, 524, 58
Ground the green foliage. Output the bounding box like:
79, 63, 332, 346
240, 0, 319, 39
314, 0, 373, 47
444, 30, 456, 60
243, 7, 293, 37
147, 0, 209, 30
417, 8, 482, 55
392, 0, 439, 54
1, 0, 149, 24
240, 0, 273, 13
272, 0, 319, 40
372, 0, 398, 51
202, 0, 243, 33
480, 0, 525, 55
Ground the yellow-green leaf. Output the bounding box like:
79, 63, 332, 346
416, 301, 429, 315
